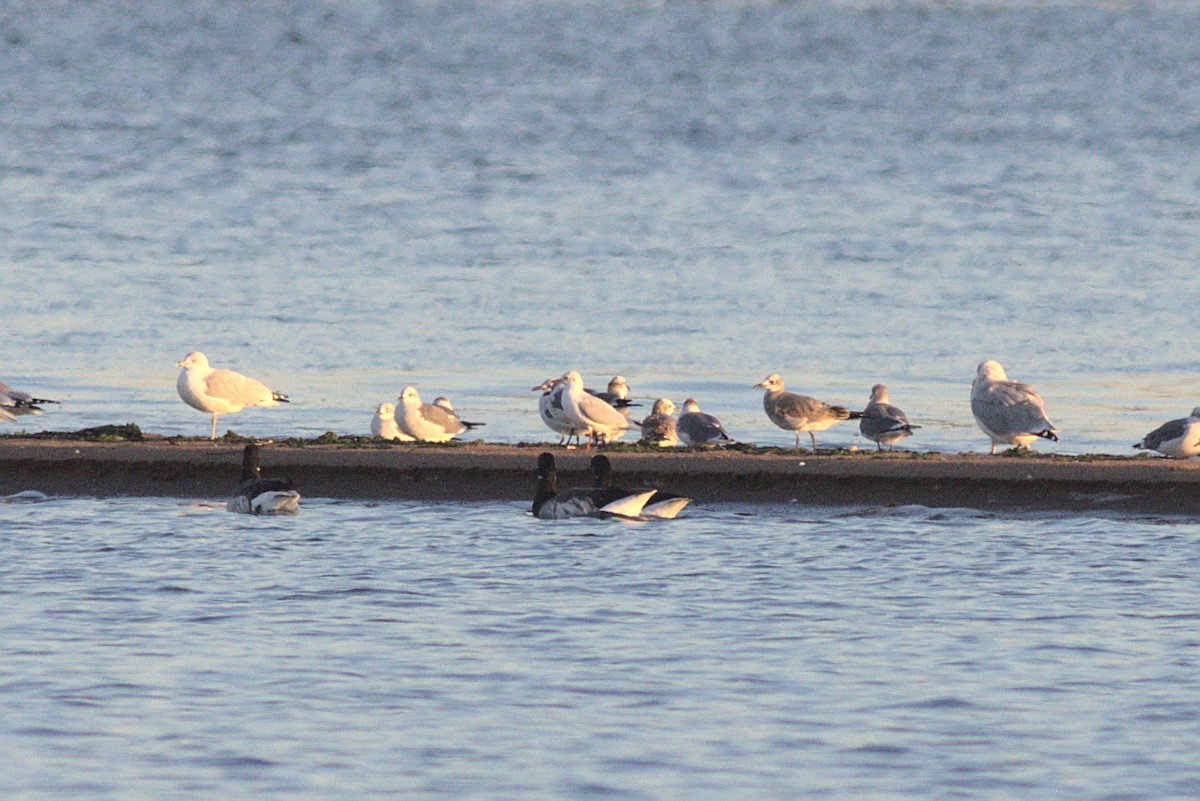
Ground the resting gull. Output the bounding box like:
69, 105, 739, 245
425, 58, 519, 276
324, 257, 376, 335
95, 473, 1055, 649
371, 402, 415, 441
176, 351, 289, 440
396, 386, 484, 442
639, 399, 679, 447
591, 454, 691, 519
532, 452, 656, 519
970, 360, 1059, 454
859, 384, 920, 451
0, 379, 59, 422
560, 370, 631, 446
1133, 407, 1200, 458
586, 375, 640, 410
227, 443, 300, 515
753, 373, 859, 452
676, 398, 733, 447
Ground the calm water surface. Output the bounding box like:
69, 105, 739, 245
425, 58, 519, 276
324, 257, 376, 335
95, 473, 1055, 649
1, 1, 1199, 452
2, 496, 1199, 799
3, 4, 1200, 797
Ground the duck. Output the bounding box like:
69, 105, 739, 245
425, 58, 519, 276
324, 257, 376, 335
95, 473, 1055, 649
227, 443, 300, 515
531, 452, 657, 519
590, 454, 691, 519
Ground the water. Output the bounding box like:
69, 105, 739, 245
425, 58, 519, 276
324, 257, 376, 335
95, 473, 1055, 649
3, 3, 1200, 796
1, 1, 1199, 452
2, 496, 1198, 799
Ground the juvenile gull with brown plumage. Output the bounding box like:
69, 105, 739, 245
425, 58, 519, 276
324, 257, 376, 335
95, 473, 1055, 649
753, 373, 859, 452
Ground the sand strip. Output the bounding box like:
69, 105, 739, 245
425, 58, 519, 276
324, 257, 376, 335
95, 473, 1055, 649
1, 439, 1197, 514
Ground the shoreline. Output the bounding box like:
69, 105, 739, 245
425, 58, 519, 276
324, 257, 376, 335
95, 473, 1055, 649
1, 438, 1197, 514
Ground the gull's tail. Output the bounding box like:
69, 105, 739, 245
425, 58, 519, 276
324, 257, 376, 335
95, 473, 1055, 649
272, 392, 290, 403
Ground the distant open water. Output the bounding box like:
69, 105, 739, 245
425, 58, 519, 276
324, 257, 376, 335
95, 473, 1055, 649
2, 496, 1199, 800
1, 1, 1199, 453
3, 3, 1200, 798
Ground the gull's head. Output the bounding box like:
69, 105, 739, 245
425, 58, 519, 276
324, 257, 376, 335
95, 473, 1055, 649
177, 351, 208, 369
399, 386, 421, 406
608, 376, 629, 396
651, 398, 677, 415
376, 402, 395, 418
433, 396, 454, 412
870, 384, 889, 403
561, 370, 583, 388
537, 451, 557, 481
976, 360, 1008, 382
754, 373, 784, 392
682, 398, 701, 413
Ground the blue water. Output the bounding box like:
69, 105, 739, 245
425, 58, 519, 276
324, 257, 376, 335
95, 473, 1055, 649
4, 2, 1200, 797
2, 496, 1199, 800
1, 1, 1199, 452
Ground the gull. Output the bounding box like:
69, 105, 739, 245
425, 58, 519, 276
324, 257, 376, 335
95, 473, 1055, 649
586, 375, 640, 409
533, 378, 583, 446
753, 373, 859, 452
433, 396, 455, 412
396, 386, 484, 442
532, 452, 657, 519
591, 454, 691, 518
0, 379, 59, 422
676, 398, 733, 447
560, 370, 631, 446
639, 399, 679, 447
1133, 407, 1200, 458
176, 351, 289, 440
371, 402, 414, 441
227, 443, 300, 515
971, 360, 1059, 454
859, 384, 920, 451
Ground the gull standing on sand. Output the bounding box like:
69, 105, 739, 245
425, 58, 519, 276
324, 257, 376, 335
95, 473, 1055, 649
0, 379, 58, 423
560, 370, 631, 446
859, 384, 920, 451
227, 443, 300, 515
176, 351, 289, 440
396, 386, 484, 442
676, 398, 733, 447
371, 402, 415, 441
754, 373, 859, 452
970, 360, 1059, 454
1133, 407, 1200, 458
639, 399, 679, 447
533, 378, 582, 446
